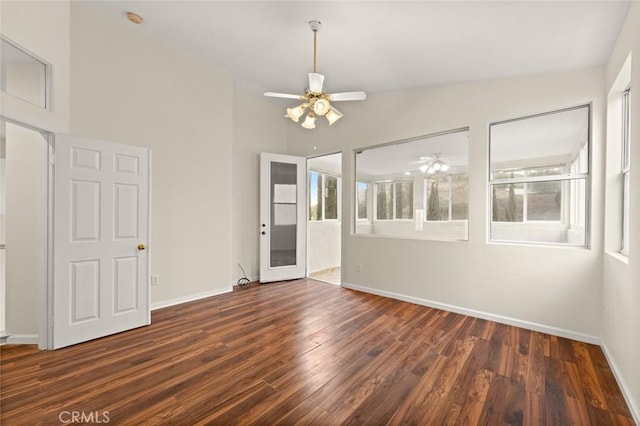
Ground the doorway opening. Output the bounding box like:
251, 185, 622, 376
0, 118, 50, 346
307, 153, 342, 285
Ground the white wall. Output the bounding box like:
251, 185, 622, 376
286, 67, 605, 341
4, 123, 46, 337
70, 4, 234, 305
232, 89, 287, 282
307, 221, 341, 274
603, 2, 640, 421
0, 0, 70, 132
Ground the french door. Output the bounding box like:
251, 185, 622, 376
259, 153, 306, 282
53, 135, 150, 348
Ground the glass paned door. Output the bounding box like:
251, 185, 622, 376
260, 153, 306, 282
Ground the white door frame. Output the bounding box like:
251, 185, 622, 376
259, 153, 307, 283
0, 115, 53, 349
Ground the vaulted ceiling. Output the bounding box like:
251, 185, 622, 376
82, 1, 630, 99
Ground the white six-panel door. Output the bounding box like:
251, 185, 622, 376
260, 153, 306, 283
53, 135, 150, 349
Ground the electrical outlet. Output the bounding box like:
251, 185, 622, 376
356, 264, 361, 272
151, 275, 160, 286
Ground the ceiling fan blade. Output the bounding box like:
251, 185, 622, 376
264, 92, 304, 100
308, 73, 325, 94
329, 91, 367, 101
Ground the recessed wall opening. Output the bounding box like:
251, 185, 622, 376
307, 152, 342, 285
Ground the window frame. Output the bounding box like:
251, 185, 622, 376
308, 169, 341, 222
423, 174, 469, 222
373, 179, 414, 221
0, 35, 51, 110
621, 87, 631, 256
488, 104, 591, 247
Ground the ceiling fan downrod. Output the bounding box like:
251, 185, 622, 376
309, 20, 322, 73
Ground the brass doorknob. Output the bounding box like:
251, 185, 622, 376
137, 243, 146, 251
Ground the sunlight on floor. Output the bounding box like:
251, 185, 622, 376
308, 267, 341, 286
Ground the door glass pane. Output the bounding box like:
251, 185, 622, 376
270, 162, 297, 267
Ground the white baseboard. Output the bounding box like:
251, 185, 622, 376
151, 286, 232, 311
341, 282, 600, 345
600, 341, 640, 424
5, 334, 39, 345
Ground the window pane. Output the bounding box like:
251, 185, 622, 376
395, 182, 413, 219
324, 175, 338, 220
451, 175, 468, 220
356, 182, 368, 219
492, 183, 524, 222
426, 178, 449, 221
1, 38, 48, 108
527, 180, 561, 221
492, 179, 587, 245
376, 183, 393, 220
309, 171, 322, 221
490, 106, 590, 178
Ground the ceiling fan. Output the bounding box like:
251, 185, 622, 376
264, 20, 367, 129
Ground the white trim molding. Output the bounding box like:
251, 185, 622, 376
601, 341, 640, 424
150, 286, 232, 311
341, 281, 600, 345
6, 334, 39, 345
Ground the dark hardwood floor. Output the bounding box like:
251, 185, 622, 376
1, 279, 634, 425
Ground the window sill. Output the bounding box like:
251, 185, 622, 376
606, 251, 629, 265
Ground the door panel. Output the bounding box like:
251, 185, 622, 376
260, 153, 306, 283
53, 134, 149, 349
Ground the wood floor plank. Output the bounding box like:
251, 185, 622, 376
1, 279, 634, 425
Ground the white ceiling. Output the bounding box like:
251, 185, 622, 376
81, 1, 630, 98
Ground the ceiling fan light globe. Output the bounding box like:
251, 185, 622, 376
419, 165, 428, 173
432, 162, 442, 172
441, 164, 450, 172
313, 98, 330, 116
326, 107, 343, 126
286, 105, 305, 122
427, 168, 436, 174
301, 113, 316, 129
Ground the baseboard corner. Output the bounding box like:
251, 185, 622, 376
600, 341, 640, 424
